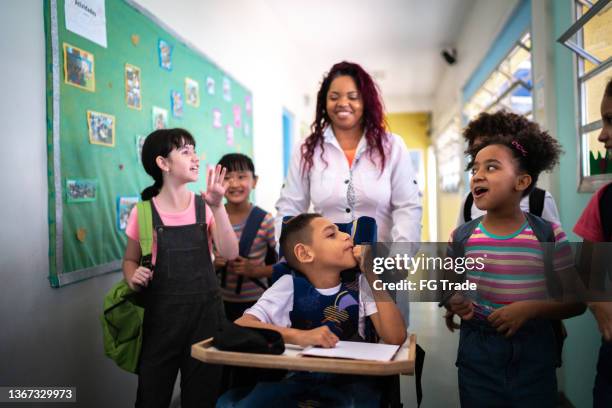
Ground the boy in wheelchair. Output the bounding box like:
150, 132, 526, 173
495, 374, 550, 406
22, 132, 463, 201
216, 213, 406, 407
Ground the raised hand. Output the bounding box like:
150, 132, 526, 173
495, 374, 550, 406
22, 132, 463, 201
201, 164, 227, 208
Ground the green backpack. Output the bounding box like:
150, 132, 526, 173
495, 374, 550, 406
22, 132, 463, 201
101, 200, 152, 373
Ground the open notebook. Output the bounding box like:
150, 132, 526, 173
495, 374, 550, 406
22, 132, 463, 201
300, 341, 402, 362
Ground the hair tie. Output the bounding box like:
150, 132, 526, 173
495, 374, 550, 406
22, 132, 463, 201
511, 140, 528, 157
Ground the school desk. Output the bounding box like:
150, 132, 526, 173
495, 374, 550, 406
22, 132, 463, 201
191, 334, 416, 376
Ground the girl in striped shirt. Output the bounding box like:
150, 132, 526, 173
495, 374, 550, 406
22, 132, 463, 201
446, 111, 585, 407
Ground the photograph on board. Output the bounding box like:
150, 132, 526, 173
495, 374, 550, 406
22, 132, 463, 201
63, 43, 95, 92
87, 110, 115, 147
125, 64, 141, 110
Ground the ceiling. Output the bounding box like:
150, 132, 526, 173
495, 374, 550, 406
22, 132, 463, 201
263, 0, 476, 109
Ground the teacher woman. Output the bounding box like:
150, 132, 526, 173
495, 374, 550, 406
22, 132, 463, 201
275, 61, 422, 246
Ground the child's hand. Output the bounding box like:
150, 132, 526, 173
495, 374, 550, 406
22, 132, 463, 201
488, 302, 532, 338
352, 245, 373, 276
214, 255, 227, 270
589, 302, 612, 341
231, 256, 258, 277
298, 326, 339, 348
128, 266, 153, 291
448, 294, 474, 320
444, 310, 461, 332
201, 165, 227, 208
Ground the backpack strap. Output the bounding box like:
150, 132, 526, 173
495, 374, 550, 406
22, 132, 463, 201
136, 201, 153, 269
600, 183, 612, 242
524, 212, 566, 367
438, 216, 482, 307
463, 193, 474, 223
528, 187, 546, 217
233, 206, 271, 295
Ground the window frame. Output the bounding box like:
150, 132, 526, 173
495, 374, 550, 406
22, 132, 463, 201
558, 0, 612, 192
463, 31, 534, 122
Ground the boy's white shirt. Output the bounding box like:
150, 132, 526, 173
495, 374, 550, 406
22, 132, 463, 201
244, 273, 378, 339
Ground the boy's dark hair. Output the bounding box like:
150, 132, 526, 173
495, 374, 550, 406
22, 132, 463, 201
465, 111, 563, 196
606, 77, 612, 97
280, 213, 322, 270
218, 153, 255, 174
141, 128, 196, 200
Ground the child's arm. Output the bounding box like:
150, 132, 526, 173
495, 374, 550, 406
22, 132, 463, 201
488, 300, 586, 338
235, 314, 339, 348
122, 238, 153, 291
209, 205, 238, 259
354, 246, 407, 345
201, 165, 238, 260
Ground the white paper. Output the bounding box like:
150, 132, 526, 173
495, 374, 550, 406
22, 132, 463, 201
65, 0, 107, 48
301, 341, 400, 362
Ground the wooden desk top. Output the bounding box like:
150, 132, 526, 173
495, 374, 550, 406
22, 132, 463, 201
191, 334, 415, 376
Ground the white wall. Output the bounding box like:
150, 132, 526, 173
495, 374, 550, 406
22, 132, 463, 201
133, 0, 313, 213
431, 0, 520, 135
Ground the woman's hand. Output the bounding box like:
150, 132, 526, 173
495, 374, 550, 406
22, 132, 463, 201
488, 301, 533, 338
127, 266, 153, 291
201, 165, 227, 209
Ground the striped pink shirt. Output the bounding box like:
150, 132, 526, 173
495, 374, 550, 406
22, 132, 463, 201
219, 211, 276, 303
461, 221, 573, 308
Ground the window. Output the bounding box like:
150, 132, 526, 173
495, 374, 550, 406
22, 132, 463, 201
463, 32, 533, 121
558, 0, 612, 192
435, 118, 462, 193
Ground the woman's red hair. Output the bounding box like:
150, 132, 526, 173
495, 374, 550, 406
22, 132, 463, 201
301, 61, 388, 175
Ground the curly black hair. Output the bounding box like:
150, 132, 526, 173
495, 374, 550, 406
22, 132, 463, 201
464, 111, 563, 196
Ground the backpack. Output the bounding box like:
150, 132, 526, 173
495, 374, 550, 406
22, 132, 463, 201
441, 212, 566, 367
101, 200, 152, 374
218, 206, 278, 295
463, 187, 546, 223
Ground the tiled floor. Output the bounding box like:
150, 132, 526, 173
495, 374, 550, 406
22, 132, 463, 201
401, 302, 461, 407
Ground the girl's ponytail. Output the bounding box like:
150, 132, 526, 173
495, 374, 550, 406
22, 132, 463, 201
141, 178, 162, 201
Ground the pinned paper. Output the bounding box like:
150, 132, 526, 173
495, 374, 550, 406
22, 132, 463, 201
152, 106, 168, 130
206, 76, 215, 95
65, 0, 107, 48
212, 108, 222, 128
63, 43, 95, 92
233, 105, 242, 128
245, 95, 252, 115
117, 196, 139, 231
223, 77, 231, 102
158, 39, 173, 71
171, 90, 183, 118
185, 77, 199, 107
87, 110, 115, 147
66, 179, 97, 203
226, 125, 234, 146
125, 64, 141, 110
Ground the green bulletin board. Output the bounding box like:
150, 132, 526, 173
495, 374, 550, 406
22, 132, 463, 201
44, 0, 254, 287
